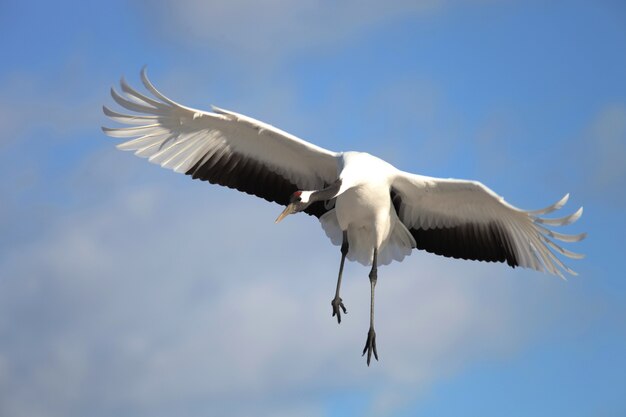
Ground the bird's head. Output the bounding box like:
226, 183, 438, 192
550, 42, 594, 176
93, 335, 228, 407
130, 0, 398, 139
275, 191, 313, 223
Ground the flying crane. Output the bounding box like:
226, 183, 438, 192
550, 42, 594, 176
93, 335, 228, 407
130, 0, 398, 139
103, 69, 585, 365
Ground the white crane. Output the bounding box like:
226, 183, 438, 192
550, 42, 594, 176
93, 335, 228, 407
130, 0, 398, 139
103, 69, 585, 365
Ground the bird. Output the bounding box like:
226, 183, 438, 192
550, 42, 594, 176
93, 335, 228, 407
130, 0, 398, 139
102, 68, 586, 366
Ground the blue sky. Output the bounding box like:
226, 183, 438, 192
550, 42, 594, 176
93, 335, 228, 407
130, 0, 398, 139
1, 1, 625, 416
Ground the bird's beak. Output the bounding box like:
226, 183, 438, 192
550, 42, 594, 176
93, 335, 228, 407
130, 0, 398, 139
275, 203, 296, 224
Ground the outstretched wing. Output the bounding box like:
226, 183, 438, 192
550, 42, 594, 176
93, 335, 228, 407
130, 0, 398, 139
392, 172, 585, 277
102, 68, 340, 217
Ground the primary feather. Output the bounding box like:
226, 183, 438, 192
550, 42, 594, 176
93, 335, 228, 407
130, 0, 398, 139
103, 68, 338, 217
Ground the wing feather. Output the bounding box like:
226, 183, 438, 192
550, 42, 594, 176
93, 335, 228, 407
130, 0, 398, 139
103, 69, 340, 217
120, 76, 169, 109
110, 87, 169, 115
102, 106, 159, 125
392, 172, 585, 276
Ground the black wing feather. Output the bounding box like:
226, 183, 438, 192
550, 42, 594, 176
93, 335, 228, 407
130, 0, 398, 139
391, 190, 519, 266
186, 147, 330, 218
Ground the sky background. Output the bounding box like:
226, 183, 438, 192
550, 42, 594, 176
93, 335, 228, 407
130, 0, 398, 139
1, 1, 625, 416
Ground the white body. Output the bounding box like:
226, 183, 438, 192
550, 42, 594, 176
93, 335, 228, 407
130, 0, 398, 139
321, 152, 415, 265
103, 69, 585, 277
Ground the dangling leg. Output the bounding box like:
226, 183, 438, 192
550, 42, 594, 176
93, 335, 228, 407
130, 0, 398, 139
362, 248, 378, 366
331, 231, 349, 324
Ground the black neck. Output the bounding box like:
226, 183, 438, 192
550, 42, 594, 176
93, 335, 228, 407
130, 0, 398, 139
311, 179, 342, 202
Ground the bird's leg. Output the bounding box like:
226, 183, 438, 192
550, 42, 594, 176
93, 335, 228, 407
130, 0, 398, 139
362, 248, 379, 366
331, 231, 349, 324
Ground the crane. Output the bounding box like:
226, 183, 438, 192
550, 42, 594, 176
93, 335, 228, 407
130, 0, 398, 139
102, 69, 586, 365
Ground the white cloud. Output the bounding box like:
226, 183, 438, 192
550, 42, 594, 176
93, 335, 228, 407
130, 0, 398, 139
0, 145, 573, 417
142, 0, 444, 61
576, 103, 626, 208
0, 64, 106, 148
0, 23, 588, 413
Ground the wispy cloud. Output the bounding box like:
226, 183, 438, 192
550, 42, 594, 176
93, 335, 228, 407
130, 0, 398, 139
576, 103, 626, 208
140, 0, 444, 61
0, 64, 106, 148
0, 143, 575, 416
0, 39, 590, 415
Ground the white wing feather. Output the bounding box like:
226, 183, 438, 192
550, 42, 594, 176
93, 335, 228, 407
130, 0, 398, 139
392, 172, 585, 277
102, 68, 339, 193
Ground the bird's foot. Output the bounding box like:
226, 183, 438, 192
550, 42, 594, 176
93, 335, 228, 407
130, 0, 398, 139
331, 296, 347, 324
362, 327, 378, 366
